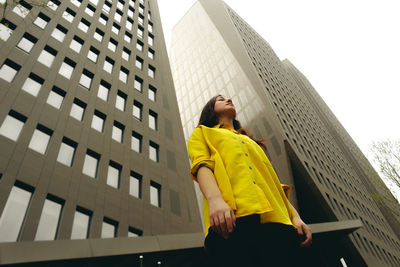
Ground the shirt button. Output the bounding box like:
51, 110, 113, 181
241, 141, 245, 144
249, 166, 252, 170
253, 181, 256, 184
245, 153, 248, 156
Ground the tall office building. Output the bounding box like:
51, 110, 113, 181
170, 0, 400, 266
0, 0, 202, 265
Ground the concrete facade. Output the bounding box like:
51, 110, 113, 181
170, 0, 400, 266
0, 0, 202, 262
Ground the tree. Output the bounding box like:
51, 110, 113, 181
369, 138, 400, 201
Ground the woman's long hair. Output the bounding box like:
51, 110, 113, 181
197, 95, 266, 150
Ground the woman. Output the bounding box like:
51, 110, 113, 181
188, 95, 312, 267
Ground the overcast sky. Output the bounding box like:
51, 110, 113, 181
158, 0, 400, 195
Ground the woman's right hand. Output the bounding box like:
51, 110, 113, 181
208, 196, 236, 239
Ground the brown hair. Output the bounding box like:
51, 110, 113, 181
197, 95, 266, 150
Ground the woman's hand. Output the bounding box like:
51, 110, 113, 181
292, 216, 312, 247
208, 196, 236, 239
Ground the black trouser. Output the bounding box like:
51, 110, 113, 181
204, 214, 305, 267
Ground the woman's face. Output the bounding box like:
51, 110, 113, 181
214, 95, 236, 118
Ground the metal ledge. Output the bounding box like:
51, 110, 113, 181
0, 220, 362, 265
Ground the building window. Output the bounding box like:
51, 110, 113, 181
82, 149, 100, 178
139, 4, 144, 15
112, 121, 124, 143
132, 100, 142, 120
0, 110, 26, 141
150, 181, 161, 207
148, 64, 155, 78
119, 66, 129, 83
85, 4, 96, 17
122, 47, 131, 61
129, 171, 142, 198
13, 1, 32, 18
89, 0, 99, 5
136, 40, 143, 51
108, 38, 118, 52
148, 21, 153, 33
148, 48, 154, 60
0, 181, 34, 242
148, 34, 154, 46
17, 32, 38, 53
103, 57, 114, 74
94, 28, 104, 42
62, 7, 76, 23
46, 86, 65, 109
124, 31, 132, 43
28, 124, 53, 154
126, 17, 133, 30
148, 85, 156, 101
47, 0, 60, 11
107, 161, 121, 189
71, 207, 91, 240
0, 59, 21, 83
138, 14, 144, 26
148, 10, 151, 20
70, 98, 86, 121
21, 72, 44, 97
98, 80, 110, 101
78, 18, 90, 32
148, 110, 157, 130
70, 35, 84, 53
34, 12, 50, 29
99, 13, 108, 25
112, 23, 120, 35
51, 24, 68, 42
135, 56, 143, 70
127, 6, 134, 18
37, 45, 57, 68
59, 57, 76, 79
79, 69, 94, 90
0, 19, 16, 42
34, 195, 64, 241
71, 0, 82, 8
116, 91, 127, 111
102, 0, 112, 13
149, 141, 159, 162
117, 0, 125, 10
128, 227, 143, 237
91, 110, 106, 132
101, 217, 118, 238
115, 9, 123, 23
131, 131, 142, 153
87, 46, 100, 63
57, 137, 77, 167
137, 26, 143, 39
134, 76, 143, 92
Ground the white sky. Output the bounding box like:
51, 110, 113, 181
158, 0, 400, 197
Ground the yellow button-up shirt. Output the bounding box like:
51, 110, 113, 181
188, 124, 293, 235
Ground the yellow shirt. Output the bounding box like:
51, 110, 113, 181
188, 124, 294, 235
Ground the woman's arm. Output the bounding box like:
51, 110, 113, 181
288, 202, 312, 247
197, 166, 236, 239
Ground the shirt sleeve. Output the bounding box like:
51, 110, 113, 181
281, 184, 291, 199
187, 127, 215, 182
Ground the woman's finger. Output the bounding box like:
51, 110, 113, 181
225, 210, 233, 234
230, 209, 236, 228
218, 212, 228, 238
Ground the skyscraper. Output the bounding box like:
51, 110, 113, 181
0, 0, 202, 265
170, 0, 400, 266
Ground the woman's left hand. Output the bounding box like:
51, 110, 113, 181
292, 216, 312, 247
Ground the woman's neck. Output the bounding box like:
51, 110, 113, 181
218, 117, 234, 129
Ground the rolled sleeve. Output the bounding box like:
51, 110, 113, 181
188, 127, 215, 182
281, 184, 291, 199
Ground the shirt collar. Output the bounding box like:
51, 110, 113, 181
214, 123, 238, 133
